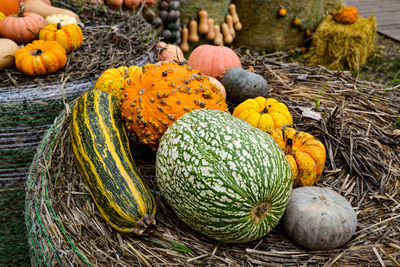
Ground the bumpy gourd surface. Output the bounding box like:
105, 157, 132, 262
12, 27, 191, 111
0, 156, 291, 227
121, 62, 228, 150
156, 109, 293, 243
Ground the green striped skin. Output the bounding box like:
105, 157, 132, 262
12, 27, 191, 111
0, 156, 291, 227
71, 89, 156, 235
156, 109, 293, 243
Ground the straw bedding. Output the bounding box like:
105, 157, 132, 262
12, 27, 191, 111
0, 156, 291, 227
1, 1, 158, 265
26, 54, 400, 266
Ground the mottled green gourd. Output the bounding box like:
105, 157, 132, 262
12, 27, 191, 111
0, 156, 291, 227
156, 109, 293, 243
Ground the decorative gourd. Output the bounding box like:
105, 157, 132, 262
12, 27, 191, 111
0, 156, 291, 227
187, 44, 241, 79
0, 38, 19, 69
0, 11, 5, 21
45, 14, 78, 25
233, 97, 293, 133
226, 14, 235, 37
221, 23, 233, 44
207, 76, 226, 99
228, 3, 242, 31
213, 25, 223, 46
198, 9, 209, 34
0, 4, 48, 43
121, 62, 228, 150
14, 40, 67, 76
269, 126, 326, 187
156, 108, 293, 243
39, 23, 83, 53
0, 0, 19, 16
283, 186, 357, 250
106, 0, 123, 9
71, 89, 156, 234
156, 41, 185, 62
24, 0, 80, 22
94, 65, 142, 100
220, 67, 269, 103
332, 6, 358, 24
188, 19, 199, 43
179, 26, 189, 52
205, 18, 215, 40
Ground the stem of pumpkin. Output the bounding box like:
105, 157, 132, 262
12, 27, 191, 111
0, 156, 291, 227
251, 201, 270, 225
17, 2, 25, 17
30, 49, 44, 56
286, 138, 293, 154
57, 22, 62, 30
260, 107, 268, 114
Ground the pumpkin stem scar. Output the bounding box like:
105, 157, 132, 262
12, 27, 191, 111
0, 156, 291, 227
251, 201, 270, 224
30, 49, 44, 56
260, 107, 269, 114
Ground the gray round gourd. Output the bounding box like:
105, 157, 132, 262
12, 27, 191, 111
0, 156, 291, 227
220, 67, 269, 104
283, 186, 357, 250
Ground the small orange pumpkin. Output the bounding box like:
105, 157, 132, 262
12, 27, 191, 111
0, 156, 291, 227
269, 126, 326, 187
0, 0, 19, 16
14, 39, 67, 76
332, 6, 358, 25
105, 0, 123, 9
187, 44, 242, 79
39, 23, 83, 53
0, 4, 48, 43
156, 41, 185, 63
94, 65, 142, 100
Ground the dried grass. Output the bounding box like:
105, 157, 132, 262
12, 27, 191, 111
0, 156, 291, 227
26, 53, 400, 266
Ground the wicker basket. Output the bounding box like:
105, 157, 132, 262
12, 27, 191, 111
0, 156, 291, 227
25, 57, 400, 266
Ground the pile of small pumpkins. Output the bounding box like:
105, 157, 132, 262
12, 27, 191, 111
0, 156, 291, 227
0, 0, 82, 76
71, 42, 357, 251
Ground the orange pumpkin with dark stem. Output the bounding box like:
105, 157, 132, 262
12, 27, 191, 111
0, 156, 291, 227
332, 6, 358, 24
121, 62, 228, 150
187, 44, 241, 79
0, 3, 47, 43
14, 39, 67, 76
39, 23, 83, 53
0, 0, 19, 16
269, 126, 326, 187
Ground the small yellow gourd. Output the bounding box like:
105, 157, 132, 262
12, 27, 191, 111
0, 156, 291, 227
188, 19, 199, 43
198, 9, 209, 34
180, 26, 189, 52
205, 18, 215, 40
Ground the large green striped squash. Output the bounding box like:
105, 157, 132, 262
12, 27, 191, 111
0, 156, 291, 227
156, 109, 293, 243
71, 89, 156, 235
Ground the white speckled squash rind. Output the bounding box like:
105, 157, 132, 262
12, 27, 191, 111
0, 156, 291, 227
283, 186, 357, 250
156, 109, 293, 243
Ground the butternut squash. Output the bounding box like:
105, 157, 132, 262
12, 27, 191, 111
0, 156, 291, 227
221, 23, 233, 44
188, 19, 199, 43
180, 26, 189, 52
0, 38, 19, 69
213, 25, 223, 46
24, 0, 80, 22
205, 18, 215, 40
228, 4, 239, 24
226, 14, 235, 37
234, 21, 242, 31
198, 9, 209, 35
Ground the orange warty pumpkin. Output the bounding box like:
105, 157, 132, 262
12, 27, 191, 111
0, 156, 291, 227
94, 65, 142, 100
14, 40, 67, 76
269, 126, 326, 187
121, 62, 229, 150
0, 0, 19, 16
39, 23, 83, 53
332, 6, 358, 25
187, 44, 242, 79
0, 4, 48, 43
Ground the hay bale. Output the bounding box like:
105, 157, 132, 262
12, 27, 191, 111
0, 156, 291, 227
307, 14, 376, 71
25, 56, 400, 266
0, 0, 158, 265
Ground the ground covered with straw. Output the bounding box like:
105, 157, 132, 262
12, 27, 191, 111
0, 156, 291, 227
26, 52, 400, 265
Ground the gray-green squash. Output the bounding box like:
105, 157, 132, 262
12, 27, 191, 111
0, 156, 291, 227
156, 108, 292, 243
283, 186, 357, 250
